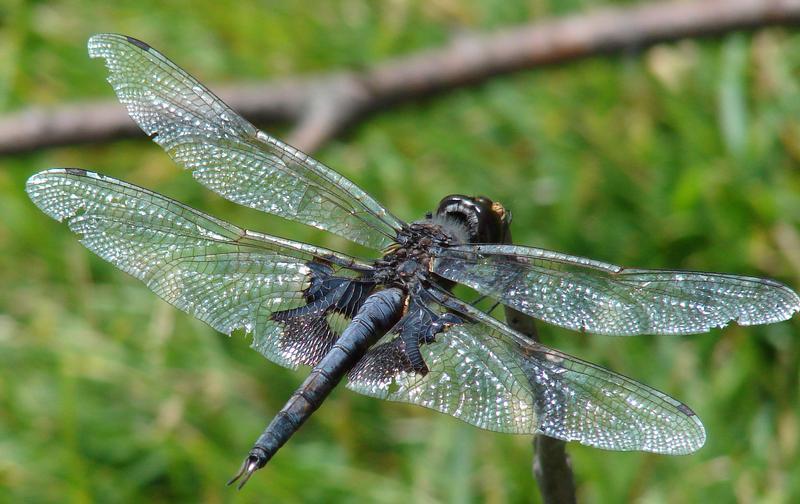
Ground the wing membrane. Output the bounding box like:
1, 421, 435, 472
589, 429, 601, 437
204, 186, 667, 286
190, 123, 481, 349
433, 244, 800, 335
347, 292, 705, 454
87, 33, 404, 250
26, 168, 372, 369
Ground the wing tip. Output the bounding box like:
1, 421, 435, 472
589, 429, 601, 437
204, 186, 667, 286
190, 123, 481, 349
26, 168, 70, 191
628, 406, 705, 456
784, 286, 800, 317
654, 398, 706, 455
88, 33, 150, 58
736, 282, 800, 327
26, 170, 65, 222
88, 33, 117, 57
683, 405, 707, 454
651, 391, 706, 455
26, 168, 101, 222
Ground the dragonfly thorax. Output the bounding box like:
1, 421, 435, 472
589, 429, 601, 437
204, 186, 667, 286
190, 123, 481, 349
373, 195, 512, 290
374, 221, 458, 289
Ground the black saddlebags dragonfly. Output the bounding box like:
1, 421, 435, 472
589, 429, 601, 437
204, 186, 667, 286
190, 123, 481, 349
26, 34, 800, 488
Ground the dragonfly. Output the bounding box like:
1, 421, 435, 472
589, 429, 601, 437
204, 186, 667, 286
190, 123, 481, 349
26, 34, 800, 488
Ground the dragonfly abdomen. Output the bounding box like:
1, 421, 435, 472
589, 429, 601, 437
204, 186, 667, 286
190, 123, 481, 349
230, 287, 404, 487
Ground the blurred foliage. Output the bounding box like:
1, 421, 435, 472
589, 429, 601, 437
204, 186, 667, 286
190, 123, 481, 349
1, 0, 800, 502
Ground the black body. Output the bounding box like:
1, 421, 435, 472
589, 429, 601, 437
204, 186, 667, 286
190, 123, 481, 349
230, 195, 510, 487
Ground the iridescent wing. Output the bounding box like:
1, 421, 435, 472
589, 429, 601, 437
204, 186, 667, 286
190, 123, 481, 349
26, 169, 375, 370
87, 33, 404, 250
432, 244, 800, 335
347, 290, 705, 454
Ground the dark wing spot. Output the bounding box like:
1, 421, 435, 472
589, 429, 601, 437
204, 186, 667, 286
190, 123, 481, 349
64, 168, 87, 176
677, 403, 696, 416
126, 36, 151, 51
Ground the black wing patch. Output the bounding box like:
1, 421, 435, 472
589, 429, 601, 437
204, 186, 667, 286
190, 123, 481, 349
271, 262, 376, 367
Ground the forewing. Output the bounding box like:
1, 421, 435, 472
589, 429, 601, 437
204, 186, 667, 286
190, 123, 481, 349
347, 293, 705, 454
86, 33, 404, 250
26, 169, 371, 369
433, 244, 800, 335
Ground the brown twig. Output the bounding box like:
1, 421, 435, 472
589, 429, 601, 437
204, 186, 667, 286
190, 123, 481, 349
1, 0, 799, 155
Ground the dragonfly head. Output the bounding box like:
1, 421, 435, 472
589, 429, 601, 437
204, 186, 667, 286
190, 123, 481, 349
435, 195, 512, 244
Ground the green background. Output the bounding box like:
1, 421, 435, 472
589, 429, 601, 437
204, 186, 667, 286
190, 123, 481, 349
1, 1, 799, 502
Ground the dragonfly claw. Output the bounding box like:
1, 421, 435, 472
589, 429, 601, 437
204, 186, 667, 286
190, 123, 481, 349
227, 448, 268, 490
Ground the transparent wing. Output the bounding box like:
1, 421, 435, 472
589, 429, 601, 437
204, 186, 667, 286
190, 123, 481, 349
347, 291, 705, 454
26, 168, 373, 370
87, 33, 404, 250
432, 244, 800, 335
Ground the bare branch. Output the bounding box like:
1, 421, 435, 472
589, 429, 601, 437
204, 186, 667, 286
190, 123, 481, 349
533, 436, 577, 504
1, 0, 799, 155
285, 73, 372, 153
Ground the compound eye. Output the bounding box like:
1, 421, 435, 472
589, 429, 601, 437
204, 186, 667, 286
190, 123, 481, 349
435, 194, 470, 213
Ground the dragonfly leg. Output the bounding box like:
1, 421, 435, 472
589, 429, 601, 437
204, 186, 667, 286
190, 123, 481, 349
228, 287, 404, 489
424, 312, 462, 343
398, 310, 463, 375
